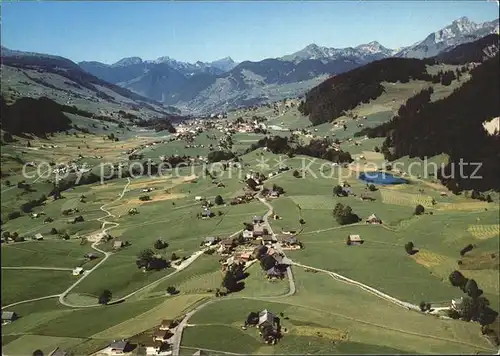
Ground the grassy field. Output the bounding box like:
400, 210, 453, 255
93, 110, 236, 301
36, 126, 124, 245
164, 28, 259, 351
185, 268, 492, 354
1, 269, 74, 306
2, 72, 499, 355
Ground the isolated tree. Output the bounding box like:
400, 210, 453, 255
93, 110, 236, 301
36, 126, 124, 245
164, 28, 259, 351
5, 180, 11, 187
414, 204, 425, 215
448, 270, 467, 287
333, 185, 343, 196
222, 270, 239, 292
154, 240, 168, 250
166, 286, 177, 295
137, 248, 155, 268
368, 184, 377, 192
486, 194, 493, 203
464, 279, 481, 299
2, 132, 14, 143
292, 170, 300, 178
32, 350, 44, 356
98, 289, 112, 304
404, 241, 415, 254
170, 252, 178, 261
419, 301, 427, 312
50, 228, 58, 235
299, 218, 305, 225
214, 195, 224, 205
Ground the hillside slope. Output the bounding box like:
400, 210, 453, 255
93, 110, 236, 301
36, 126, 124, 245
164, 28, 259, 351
361, 54, 499, 192
299, 34, 498, 126
0, 49, 179, 120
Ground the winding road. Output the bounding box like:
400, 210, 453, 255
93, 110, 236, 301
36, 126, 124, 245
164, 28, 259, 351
171, 185, 296, 356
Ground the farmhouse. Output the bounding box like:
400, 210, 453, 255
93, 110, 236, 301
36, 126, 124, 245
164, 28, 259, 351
258, 309, 277, 329
261, 235, 275, 245
203, 236, 219, 246
2, 311, 18, 324
238, 252, 252, 262
268, 190, 280, 199
153, 330, 172, 342
201, 209, 213, 219
192, 350, 208, 356
113, 240, 124, 249
253, 225, 266, 237
243, 230, 254, 239
266, 267, 284, 279
48, 347, 69, 356
34, 233, 44, 241
145, 341, 169, 356
109, 339, 132, 354
84, 253, 98, 260
347, 234, 364, 245
253, 215, 264, 224
220, 239, 235, 252
277, 235, 299, 247
451, 297, 464, 311
72, 267, 84, 276
366, 214, 382, 224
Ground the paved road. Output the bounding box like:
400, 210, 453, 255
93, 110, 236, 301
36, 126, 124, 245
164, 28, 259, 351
292, 261, 419, 311
172, 184, 296, 356
256, 192, 296, 297
58, 178, 131, 307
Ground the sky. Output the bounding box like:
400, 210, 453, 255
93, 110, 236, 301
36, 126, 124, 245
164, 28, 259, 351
1, 1, 498, 64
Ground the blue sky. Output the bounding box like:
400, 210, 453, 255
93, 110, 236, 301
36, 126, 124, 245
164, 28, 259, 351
2, 1, 498, 64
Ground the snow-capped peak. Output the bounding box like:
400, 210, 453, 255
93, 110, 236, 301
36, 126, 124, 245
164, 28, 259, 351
396, 16, 499, 59
111, 57, 143, 67
282, 41, 395, 62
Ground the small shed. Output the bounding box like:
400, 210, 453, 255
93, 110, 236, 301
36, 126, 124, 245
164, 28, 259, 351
266, 267, 284, 279
113, 240, 124, 249
243, 230, 254, 239
366, 214, 382, 224
347, 234, 364, 245
34, 233, 44, 241
152, 329, 171, 342
72, 267, 84, 276
201, 209, 213, 219
159, 319, 175, 331
193, 350, 208, 356
203, 236, 218, 246
109, 339, 132, 354
253, 215, 264, 224
2, 311, 18, 324
253, 225, 265, 237
49, 347, 69, 356
451, 297, 464, 311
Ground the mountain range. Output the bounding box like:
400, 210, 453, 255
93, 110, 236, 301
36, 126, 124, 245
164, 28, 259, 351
3, 16, 499, 115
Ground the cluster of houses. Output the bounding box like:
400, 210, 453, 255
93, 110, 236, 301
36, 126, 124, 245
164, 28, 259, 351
100, 319, 209, 356
202, 214, 299, 279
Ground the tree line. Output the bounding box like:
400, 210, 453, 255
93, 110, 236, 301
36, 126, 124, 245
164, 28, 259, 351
353, 55, 500, 192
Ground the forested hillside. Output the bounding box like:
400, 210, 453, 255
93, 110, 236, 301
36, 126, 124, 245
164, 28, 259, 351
357, 55, 500, 192
299, 35, 499, 126
298, 58, 435, 125
0, 96, 72, 135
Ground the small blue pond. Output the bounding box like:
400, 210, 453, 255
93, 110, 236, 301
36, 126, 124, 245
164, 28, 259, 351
359, 172, 408, 185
